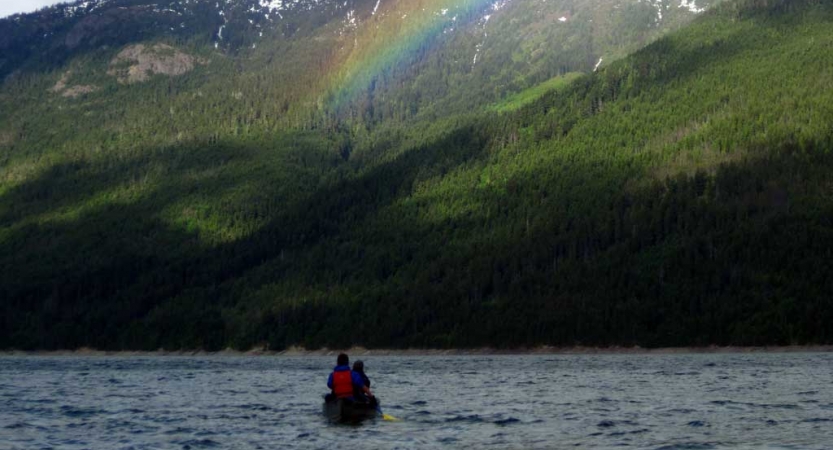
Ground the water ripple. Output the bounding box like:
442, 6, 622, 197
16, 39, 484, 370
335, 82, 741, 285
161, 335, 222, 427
0, 353, 831, 449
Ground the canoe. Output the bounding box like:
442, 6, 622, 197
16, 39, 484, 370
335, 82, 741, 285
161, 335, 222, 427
322, 396, 380, 423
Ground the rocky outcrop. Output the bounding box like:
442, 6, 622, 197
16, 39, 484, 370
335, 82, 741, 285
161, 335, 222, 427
49, 71, 98, 98
61, 85, 99, 98
107, 44, 201, 84
49, 72, 70, 93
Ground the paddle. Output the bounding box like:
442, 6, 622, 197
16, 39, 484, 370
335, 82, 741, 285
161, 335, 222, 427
374, 399, 400, 421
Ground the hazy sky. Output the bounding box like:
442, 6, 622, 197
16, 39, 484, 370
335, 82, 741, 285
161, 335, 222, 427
0, 0, 68, 19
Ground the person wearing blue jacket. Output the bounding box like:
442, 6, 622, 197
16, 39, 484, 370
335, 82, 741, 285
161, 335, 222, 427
327, 353, 372, 401
352, 360, 373, 402
352, 361, 370, 390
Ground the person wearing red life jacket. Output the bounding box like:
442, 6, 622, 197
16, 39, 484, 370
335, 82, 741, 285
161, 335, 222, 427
327, 353, 373, 401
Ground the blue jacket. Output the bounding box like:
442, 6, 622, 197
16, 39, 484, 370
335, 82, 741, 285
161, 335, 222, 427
354, 371, 371, 398
327, 365, 365, 393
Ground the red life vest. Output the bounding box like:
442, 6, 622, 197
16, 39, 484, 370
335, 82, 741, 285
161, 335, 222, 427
332, 370, 354, 398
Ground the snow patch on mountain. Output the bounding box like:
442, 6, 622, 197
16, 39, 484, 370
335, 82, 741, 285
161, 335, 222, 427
62, 0, 112, 17
472, 0, 513, 68
642, 0, 665, 22
679, 0, 705, 14
260, 0, 285, 11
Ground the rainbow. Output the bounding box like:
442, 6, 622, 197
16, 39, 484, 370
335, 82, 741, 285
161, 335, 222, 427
325, 0, 510, 110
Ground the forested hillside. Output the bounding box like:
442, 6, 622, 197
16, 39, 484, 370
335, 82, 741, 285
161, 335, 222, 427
1, 0, 831, 350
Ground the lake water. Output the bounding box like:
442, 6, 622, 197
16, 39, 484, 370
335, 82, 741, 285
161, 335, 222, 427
1, 353, 831, 449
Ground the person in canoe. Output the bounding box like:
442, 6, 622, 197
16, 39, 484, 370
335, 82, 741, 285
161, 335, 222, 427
352, 360, 374, 403
327, 353, 374, 403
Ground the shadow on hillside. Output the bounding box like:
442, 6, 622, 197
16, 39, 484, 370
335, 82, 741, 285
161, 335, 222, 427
0, 140, 271, 349
0, 121, 493, 350
2, 124, 832, 351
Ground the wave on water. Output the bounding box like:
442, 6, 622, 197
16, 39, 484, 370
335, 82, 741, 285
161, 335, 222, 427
493, 417, 520, 426
607, 428, 650, 436
234, 403, 274, 411
59, 405, 104, 418
178, 438, 222, 448
4, 421, 48, 431
164, 426, 198, 435
803, 417, 833, 423
653, 444, 718, 450
444, 414, 484, 423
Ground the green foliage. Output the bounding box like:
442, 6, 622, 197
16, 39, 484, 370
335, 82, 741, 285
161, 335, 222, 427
1, 0, 832, 350
489, 73, 583, 112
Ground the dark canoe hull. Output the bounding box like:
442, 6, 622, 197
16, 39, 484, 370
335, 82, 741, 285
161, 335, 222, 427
323, 397, 380, 423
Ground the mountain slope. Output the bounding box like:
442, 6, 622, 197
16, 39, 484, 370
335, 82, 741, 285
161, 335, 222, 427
0, 0, 715, 138
1, 0, 831, 350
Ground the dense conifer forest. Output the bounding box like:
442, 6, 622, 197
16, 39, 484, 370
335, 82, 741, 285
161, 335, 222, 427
0, 0, 831, 350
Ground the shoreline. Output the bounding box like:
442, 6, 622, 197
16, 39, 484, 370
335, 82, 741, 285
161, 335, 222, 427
3, 345, 832, 357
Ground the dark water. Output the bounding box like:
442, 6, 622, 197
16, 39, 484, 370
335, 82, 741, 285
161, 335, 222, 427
1, 353, 831, 449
